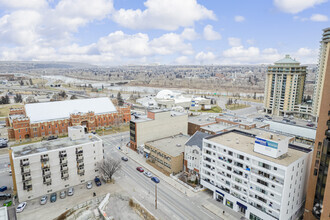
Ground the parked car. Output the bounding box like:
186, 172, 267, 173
60, 191, 66, 199
0, 142, 7, 148
94, 177, 101, 187
151, 177, 160, 184
47, 135, 58, 140
136, 167, 144, 172
67, 187, 74, 196
306, 123, 315, 127
40, 196, 47, 205
143, 171, 152, 178
0, 186, 7, 192
16, 202, 27, 213
86, 181, 93, 189
3, 200, 12, 207
0, 194, 11, 200
121, 156, 128, 162
50, 193, 57, 203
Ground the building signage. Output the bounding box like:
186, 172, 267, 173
255, 137, 278, 149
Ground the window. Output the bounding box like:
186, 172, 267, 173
313, 168, 318, 176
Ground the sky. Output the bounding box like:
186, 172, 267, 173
0, 0, 329, 65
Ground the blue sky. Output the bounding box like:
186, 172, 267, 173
0, 0, 329, 65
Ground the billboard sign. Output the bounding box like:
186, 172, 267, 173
255, 137, 278, 149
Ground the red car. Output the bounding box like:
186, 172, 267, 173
136, 167, 144, 172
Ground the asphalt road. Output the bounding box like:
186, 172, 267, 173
101, 133, 219, 220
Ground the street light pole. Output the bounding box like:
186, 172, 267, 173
155, 184, 157, 209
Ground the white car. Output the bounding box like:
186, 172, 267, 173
40, 196, 47, 205
67, 187, 74, 196
143, 171, 152, 178
86, 181, 93, 189
16, 202, 27, 213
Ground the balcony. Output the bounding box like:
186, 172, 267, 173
43, 171, 51, 177
22, 175, 31, 181
76, 148, 83, 154
20, 161, 29, 167
61, 166, 68, 171
43, 178, 51, 184
21, 167, 31, 174
76, 155, 84, 162
41, 162, 50, 169
77, 162, 84, 167
59, 152, 67, 158
23, 183, 32, 191
41, 155, 49, 161
60, 159, 68, 164
77, 169, 85, 175
61, 173, 69, 179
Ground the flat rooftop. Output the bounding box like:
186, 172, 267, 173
201, 123, 236, 133
146, 134, 190, 157
12, 134, 101, 158
189, 115, 217, 126
206, 130, 309, 166
256, 130, 289, 141
131, 111, 186, 123
217, 114, 255, 126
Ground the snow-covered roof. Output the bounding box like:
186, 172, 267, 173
156, 90, 174, 99
25, 97, 117, 123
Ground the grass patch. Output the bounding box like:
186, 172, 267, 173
198, 106, 222, 113
96, 124, 129, 136
0, 103, 24, 117
225, 104, 250, 110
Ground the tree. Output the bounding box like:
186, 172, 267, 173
98, 157, 121, 182
29, 79, 33, 85
0, 95, 10, 104
70, 95, 78, 100
58, 91, 67, 99
19, 80, 24, 86
14, 94, 23, 103
253, 92, 257, 100
117, 92, 124, 106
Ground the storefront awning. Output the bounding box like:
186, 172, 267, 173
236, 201, 247, 210
144, 149, 150, 153
216, 190, 224, 197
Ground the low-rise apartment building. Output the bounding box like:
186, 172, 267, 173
130, 109, 187, 152
184, 131, 210, 176
216, 114, 269, 130
201, 129, 312, 220
188, 115, 217, 135
9, 126, 103, 202
145, 134, 189, 174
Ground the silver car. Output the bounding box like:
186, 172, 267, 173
86, 181, 93, 189
60, 191, 66, 199
143, 171, 152, 178
67, 187, 74, 196
40, 195, 47, 205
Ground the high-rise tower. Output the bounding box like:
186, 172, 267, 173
264, 55, 307, 116
304, 27, 330, 220
312, 27, 330, 117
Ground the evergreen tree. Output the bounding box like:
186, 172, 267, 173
117, 92, 124, 106
14, 94, 23, 103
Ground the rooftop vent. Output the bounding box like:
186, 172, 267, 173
176, 144, 182, 147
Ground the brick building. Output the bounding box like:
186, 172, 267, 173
7, 97, 130, 142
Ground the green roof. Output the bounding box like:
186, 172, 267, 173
274, 55, 300, 65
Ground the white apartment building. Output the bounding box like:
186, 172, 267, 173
201, 129, 312, 220
10, 126, 104, 202
184, 131, 210, 176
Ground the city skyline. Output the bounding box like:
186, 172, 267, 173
0, 0, 329, 65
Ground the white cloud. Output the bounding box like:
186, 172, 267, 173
274, 0, 327, 14
195, 51, 216, 64
203, 25, 221, 41
310, 14, 328, 22
181, 28, 198, 41
175, 56, 191, 64
293, 47, 318, 63
228, 37, 241, 47
222, 46, 282, 64
234, 15, 245, 22
0, 0, 47, 9
150, 33, 194, 55
112, 0, 216, 30
246, 39, 255, 45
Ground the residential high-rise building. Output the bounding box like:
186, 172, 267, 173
201, 129, 312, 220
312, 27, 330, 117
304, 27, 330, 220
263, 55, 307, 116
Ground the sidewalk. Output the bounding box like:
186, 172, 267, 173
203, 198, 246, 220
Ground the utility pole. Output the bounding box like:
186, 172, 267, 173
155, 184, 157, 209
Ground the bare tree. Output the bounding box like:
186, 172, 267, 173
98, 157, 121, 182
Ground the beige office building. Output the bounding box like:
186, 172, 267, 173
264, 55, 307, 116
129, 110, 188, 153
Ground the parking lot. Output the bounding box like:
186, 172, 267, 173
16, 179, 123, 220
